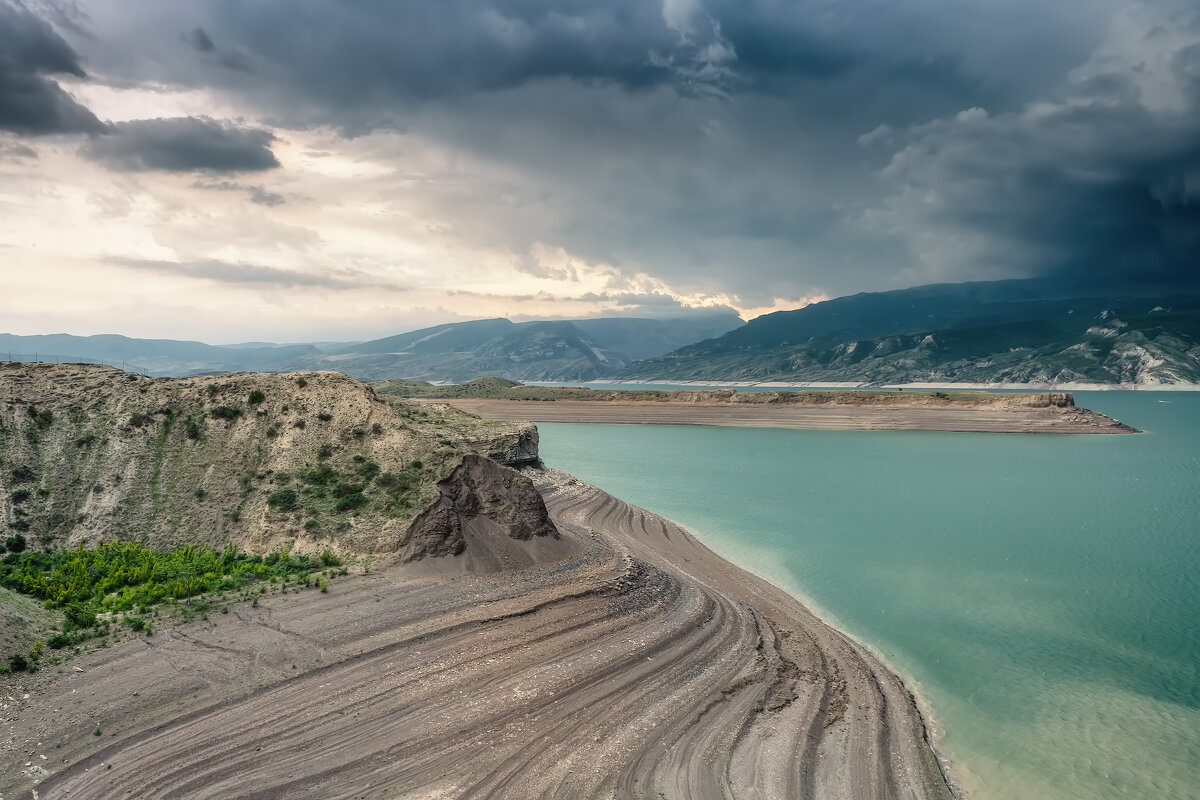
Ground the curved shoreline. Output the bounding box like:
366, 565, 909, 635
5, 468, 955, 800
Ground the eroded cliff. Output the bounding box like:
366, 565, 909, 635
0, 363, 547, 559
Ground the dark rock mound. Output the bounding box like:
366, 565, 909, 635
400, 455, 558, 562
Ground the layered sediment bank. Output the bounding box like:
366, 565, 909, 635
4, 469, 954, 800
441, 396, 1137, 433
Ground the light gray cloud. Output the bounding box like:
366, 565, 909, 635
192, 176, 286, 206
109, 257, 409, 292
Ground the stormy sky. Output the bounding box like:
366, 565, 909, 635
1, 0, 1197, 341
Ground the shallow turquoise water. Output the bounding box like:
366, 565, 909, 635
537, 392, 1200, 800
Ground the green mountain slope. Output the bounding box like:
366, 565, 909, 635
621, 284, 1200, 385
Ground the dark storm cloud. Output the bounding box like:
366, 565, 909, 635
869, 1, 1200, 287
0, 0, 104, 134
81, 117, 280, 172
181, 26, 215, 53
55, 1, 1200, 299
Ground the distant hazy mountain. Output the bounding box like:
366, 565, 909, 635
0, 333, 322, 376
0, 313, 743, 381
619, 282, 1200, 385
323, 314, 743, 381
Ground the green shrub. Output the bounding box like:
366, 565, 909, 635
10, 489, 30, 504
10, 465, 36, 483
317, 412, 333, 422
334, 492, 367, 512
295, 377, 308, 388
8, 653, 28, 672
376, 472, 413, 493
304, 519, 319, 531
4, 534, 26, 553
300, 465, 337, 485
267, 489, 299, 511
293, 419, 306, 429
318, 549, 340, 566
248, 390, 266, 406
210, 405, 242, 421
185, 416, 202, 439
409, 460, 424, 470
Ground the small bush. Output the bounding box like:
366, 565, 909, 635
304, 519, 319, 531
10, 465, 36, 483
318, 549, 340, 566
370, 422, 384, 435
185, 417, 202, 440
376, 472, 412, 493
267, 489, 299, 511
319, 577, 328, 593
194, 487, 207, 501
248, 390, 266, 406
317, 444, 333, 459
317, 412, 333, 422
352, 427, 365, 438
334, 492, 367, 512
10, 489, 30, 504
5, 534, 26, 553
211, 405, 242, 421
295, 377, 308, 388
410, 460, 423, 470
293, 419, 307, 429
266, 425, 280, 438
8, 653, 28, 672
300, 465, 337, 485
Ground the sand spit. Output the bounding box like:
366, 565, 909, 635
440, 397, 1136, 433
3, 469, 954, 800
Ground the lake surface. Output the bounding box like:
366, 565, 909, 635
537, 392, 1200, 800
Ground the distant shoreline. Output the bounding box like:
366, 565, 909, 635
437, 396, 1139, 434
584, 379, 1200, 392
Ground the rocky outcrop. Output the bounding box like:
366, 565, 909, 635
480, 424, 541, 466
399, 454, 557, 562
1010, 392, 1075, 408
0, 363, 550, 557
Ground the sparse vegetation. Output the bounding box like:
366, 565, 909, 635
295, 377, 308, 388
248, 390, 266, 406
210, 405, 243, 421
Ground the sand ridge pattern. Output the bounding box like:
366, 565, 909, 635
6, 470, 955, 800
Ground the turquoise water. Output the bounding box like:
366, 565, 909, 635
537, 392, 1200, 800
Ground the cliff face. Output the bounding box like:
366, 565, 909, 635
0, 363, 545, 559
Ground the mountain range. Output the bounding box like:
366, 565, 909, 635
1, 314, 744, 382
7, 281, 1200, 385
620, 281, 1200, 385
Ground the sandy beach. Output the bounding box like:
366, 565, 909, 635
3, 469, 954, 800
440, 397, 1137, 434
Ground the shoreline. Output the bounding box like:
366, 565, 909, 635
4, 467, 956, 800
437, 397, 1138, 434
